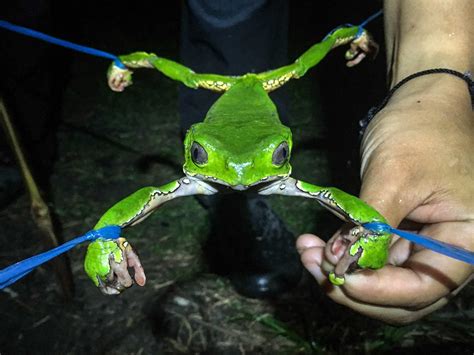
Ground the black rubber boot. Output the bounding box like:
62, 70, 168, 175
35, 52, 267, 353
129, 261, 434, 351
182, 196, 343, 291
204, 193, 302, 299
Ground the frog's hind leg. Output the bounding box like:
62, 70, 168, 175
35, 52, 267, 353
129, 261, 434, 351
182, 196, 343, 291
110, 52, 239, 93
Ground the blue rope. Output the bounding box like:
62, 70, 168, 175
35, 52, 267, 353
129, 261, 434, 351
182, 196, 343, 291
0, 226, 121, 289
324, 9, 383, 40
356, 9, 383, 37
0, 20, 125, 69
358, 9, 384, 28
1, 220, 471, 290
0, 11, 383, 69
363, 222, 474, 265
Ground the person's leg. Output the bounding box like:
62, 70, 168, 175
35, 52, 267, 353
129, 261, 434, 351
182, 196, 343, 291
179, 0, 289, 132
179, 0, 301, 298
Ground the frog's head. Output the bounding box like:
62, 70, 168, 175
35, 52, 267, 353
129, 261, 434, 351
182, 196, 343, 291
183, 121, 292, 190
182, 75, 293, 190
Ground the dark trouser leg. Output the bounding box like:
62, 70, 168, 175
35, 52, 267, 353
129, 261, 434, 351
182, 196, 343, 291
204, 193, 302, 298
179, 0, 290, 132
179, 0, 301, 298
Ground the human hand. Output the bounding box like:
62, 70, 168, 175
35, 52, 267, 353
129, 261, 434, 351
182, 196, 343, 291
297, 75, 474, 324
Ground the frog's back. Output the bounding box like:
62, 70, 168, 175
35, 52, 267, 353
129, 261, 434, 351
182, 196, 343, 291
192, 74, 290, 156
204, 74, 281, 126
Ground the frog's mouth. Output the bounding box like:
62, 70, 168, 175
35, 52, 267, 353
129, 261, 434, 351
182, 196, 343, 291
185, 173, 287, 192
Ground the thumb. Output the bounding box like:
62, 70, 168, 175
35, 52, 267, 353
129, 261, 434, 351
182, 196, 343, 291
358, 165, 422, 228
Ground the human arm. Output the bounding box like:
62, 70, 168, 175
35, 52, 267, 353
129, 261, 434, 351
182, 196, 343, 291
297, 0, 474, 324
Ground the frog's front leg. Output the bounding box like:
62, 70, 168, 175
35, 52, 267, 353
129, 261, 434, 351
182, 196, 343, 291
85, 176, 217, 295
258, 177, 391, 286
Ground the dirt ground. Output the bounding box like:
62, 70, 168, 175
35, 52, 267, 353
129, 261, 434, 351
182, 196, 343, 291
1, 2, 473, 354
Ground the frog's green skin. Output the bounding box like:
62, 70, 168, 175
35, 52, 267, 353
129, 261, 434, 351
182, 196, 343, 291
84, 239, 123, 287
86, 26, 388, 295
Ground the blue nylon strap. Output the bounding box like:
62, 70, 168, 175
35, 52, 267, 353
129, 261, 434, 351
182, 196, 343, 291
0, 226, 121, 289
324, 9, 383, 41
0, 20, 126, 69
358, 9, 383, 28
356, 9, 383, 38
363, 222, 474, 265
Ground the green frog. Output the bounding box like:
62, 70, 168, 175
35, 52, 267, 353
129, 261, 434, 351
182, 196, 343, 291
84, 25, 389, 295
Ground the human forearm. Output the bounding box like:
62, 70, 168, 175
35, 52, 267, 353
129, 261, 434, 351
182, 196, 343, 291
298, 1, 474, 324
384, 0, 474, 86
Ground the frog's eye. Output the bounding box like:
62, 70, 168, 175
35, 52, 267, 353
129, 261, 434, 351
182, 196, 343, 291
191, 141, 208, 165
272, 142, 289, 166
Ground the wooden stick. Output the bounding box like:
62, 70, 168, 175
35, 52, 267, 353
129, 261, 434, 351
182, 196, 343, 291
0, 97, 74, 299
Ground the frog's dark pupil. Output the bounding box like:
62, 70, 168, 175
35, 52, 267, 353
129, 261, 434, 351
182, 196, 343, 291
191, 142, 208, 165
272, 142, 289, 166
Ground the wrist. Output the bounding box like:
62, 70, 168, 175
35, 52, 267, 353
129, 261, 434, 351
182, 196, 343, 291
384, 72, 473, 116
384, 0, 474, 87
360, 71, 473, 169
360, 69, 473, 141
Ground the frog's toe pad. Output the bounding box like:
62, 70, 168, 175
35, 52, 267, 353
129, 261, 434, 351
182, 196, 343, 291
125, 247, 146, 286
109, 254, 134, 288
97, 276, 123, 295
329, 272, 345, 286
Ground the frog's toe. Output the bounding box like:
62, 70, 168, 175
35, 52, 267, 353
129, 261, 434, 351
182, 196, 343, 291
97, 277, 123, 295
96, 257, 132, 295
326, 225, 360, 259
334, 248, 362, 276
109, 75, 128, 92
328, 272, 345, 286
345, 31, 379, 67
327, 243, 362, 286
325, 226, 366, 285
110, 253, 134, 286
93, 241, 147, 295
125, 247, 146, 286
107, 67, 133, 92
346, 52, 367, 67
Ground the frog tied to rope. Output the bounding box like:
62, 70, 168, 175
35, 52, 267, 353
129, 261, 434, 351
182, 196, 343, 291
84, 25, 387, 295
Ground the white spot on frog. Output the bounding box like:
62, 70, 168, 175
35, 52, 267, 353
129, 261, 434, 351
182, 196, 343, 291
227, 161, 252, 178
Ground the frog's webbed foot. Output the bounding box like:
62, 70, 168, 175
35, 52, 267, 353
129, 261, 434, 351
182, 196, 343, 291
98, 238, 146, 295
107, 64, 134, 92
345, 30, 379, 67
